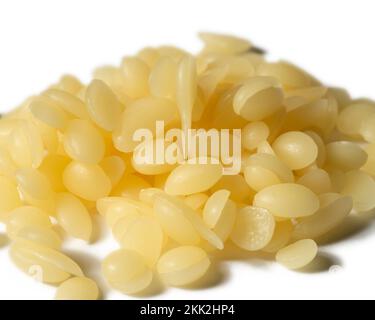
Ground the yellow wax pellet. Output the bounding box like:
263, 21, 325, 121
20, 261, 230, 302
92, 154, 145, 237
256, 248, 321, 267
113, 97, 176, 153
16, 225, 62, 249
176, 55, 197, 134
157, 246, 210, 286
63, 119, 105, 164
0, 147, 17, 178
304, 130, 326, 167
112, 173, 151, 198
137, 47, 160, 67
6, 206, 52, 238
56, 193, 92, 241
272, 131, 318, 170
102, 249, 153, 294
254, 183, 319, 218
164, 160, 223, 195
326, 141, 367, 172
284, 86, 327, 111
242, 121, 270, 151
43, 88, 89, 120
233, 77, 284, 121
57, 75, 83, 95
293, 194, 353, 240
119, 216, 163, 267
29, 96, 69, 130
121, 57, 150, 99
100, 156, 126, 187
341, 170, 375, 212
211, 174, 253, 203
360, 114, 375, 143
149, 56, 178, 100
16, 168, 53, 200
276, 239, 318, 270
0, 176, 22, 221
9, 120, 44, 169
85, 80, 124, 131
10, 239, 83, 283
297, 168, 332, 194
63, 161, 111, 201
199, 32, 252, 54
55, 277, 100, 300
245, 165, 281, 192
230, 206, 275, 251
39, 154, 70, 192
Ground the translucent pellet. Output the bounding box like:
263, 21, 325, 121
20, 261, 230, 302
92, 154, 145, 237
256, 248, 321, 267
263, 221, 293, 253
149, 56, 178, 100
362, 144, 375, 176
231, 206, 275, 251
6, 206, 52, 238
56, 193, 92, 241
164, 160, 223, 195
360, 114, 375, 143
43, 88, 89, 120
85, 80, 124, 131
304, 130, 326, 167
341, 170, 375, 212
113, 173, 151, 198
199, 32, 252, 54
0, 147, 17, 178
29, 96, 69, 130
242, 121, 270, 151
10, 239, 84, 283
293, 194, 353, 240
254, 183, 319, 218
63, 161, 111, 201
184, 193, 209, 210
121, 57, 150, 99
157, 246, 210, 286
63, 119, 105, 164
0, 176, 22, 221
297, 168, 332, 194
245, 165, 281, 192
16, 168, 53, 200
57, 75, 83, 95
102, 249, 153, 294
55, 277, 99, 300
284, 86, 327, 111
211, 174, 253, 203
233, 76, 284, 121
119, 215, 163, 267
326, 141, 367, 171
276, 239, 318, 270
113, 97, 176, 152
16, 225, 62, 249
39, 154, 70, 192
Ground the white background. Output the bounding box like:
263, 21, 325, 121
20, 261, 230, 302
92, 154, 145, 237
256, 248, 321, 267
0, 0, 375, 300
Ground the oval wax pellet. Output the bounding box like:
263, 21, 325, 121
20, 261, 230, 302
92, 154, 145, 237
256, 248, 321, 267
6, 206, 52, 238
230, 206, 275, 251
100, 156, 126, 187
15, 168, 53, 200
63, 119, 106, 164
263, 221, 293, 253
276, 239, 318, 270
55, 277, 100, 300
119, 216, 163, 267
360, 114, 375, 143
296, 168, 332, 194
254, 183, 320, 218
199, 32, 252, 54
341, 170, 375, 212
63, 161, 111, 201
293, 194, 353, 240
184, 193, 209, 210
102, 249, 153, 294
242, 121, 270, 151
211, 174, 253, 203
121, 57, 150, 99
85, 80, 124, 131
56, 193, 92, 241
39, 154, 70, 192
233, 77, 284, 121
164, 160, 223, 195
16, 225, 62, 249
326, 141, 367, 172
149, 56, 178, 100
244, 165, 281, 192
272, 131, 318, 170
157, 246, 210, 286
57, 75, 83, 94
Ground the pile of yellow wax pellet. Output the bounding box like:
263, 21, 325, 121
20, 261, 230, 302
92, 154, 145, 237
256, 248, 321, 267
0, 33, 375, 300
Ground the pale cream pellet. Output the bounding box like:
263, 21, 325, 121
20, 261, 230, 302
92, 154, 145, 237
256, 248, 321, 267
241, 121, 270, 151
63, 119, 106, 164
102, 249, 153, 294
263, 221, 293, 253
199, 32, 252, 54
63, 161, 111, 201
293, 194, 353, 240
296, 168, 332, 194
231, 206, 275, 251
149, 56, 178, 100
85, 80, 124, 131
165, 160, 223, 196
272, 131, 318, 170
326, 141, 368, 171
184, 193, 209, 210
16, 225, 62, 249
57, 75, 83, 95
55, 277, 100, 300
39, 154, 70, 192
16, 168, 53, 200
254, 183, 320, 218
100, 156, 126, 187
360, 114, 375, 143
157, 246, 210, 286
10, 239, 84, 283
113, 173, 151, 198
211, 174, 253, 203
276, 239, 318, 270
56, 193, 92, 241
121, 57, 150, 99
0, 176, 22, 221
